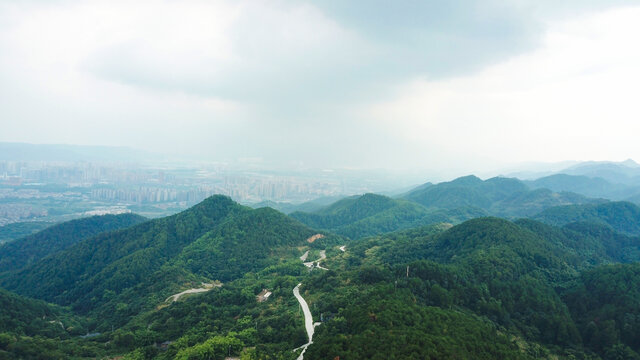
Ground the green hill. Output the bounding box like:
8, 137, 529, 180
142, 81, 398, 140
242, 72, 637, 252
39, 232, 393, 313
0, 221, 53, 244
0, 195, 323, 328
0, 287, 109, 359
533, 201, 640, 235
563, 263, 640, 356
0, 213, 147, 272
313, 216, 640, 358
290, 193, 485, 239
0, 287, 87, 338
403, 175, 595, 218
527, 174, 630, 199
3, 194, 640, 359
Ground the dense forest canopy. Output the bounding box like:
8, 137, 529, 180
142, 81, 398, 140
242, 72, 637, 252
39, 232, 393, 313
1, 188, 639, 359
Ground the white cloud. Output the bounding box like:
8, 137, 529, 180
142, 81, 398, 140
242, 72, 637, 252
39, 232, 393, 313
0, 0, 364, 158
1, 1, 638, 171
363, 6, 640, 170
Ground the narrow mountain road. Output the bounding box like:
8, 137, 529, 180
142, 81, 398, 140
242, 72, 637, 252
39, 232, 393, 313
293, 283, 318, 360
315, 250, 328, 270
300, 250, 309, 261
165, 282, 221, 302
303, 250, 328, 270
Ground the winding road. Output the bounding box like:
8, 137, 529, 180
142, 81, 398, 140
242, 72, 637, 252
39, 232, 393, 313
293, 283, 319, 360
293, 245, 345, 358
303, 250, 328, 270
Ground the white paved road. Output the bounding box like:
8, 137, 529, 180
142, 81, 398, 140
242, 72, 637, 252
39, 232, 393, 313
293, 283, 315, 360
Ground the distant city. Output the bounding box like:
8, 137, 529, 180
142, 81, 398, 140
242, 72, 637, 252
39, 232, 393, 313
0, 154, 417, 226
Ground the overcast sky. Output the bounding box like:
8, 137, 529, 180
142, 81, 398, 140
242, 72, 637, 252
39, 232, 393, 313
1, 0, 639, 174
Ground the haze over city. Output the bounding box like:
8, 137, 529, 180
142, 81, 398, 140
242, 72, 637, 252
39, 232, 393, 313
2, 1, 639, 174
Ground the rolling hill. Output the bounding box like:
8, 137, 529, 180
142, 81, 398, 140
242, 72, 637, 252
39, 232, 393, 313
403, 175, 598, 217
0, 191, 639, 359
532, 201, 640, 236
0, 213, 147, 273
0, 195, 326, 328
0, 221, 53, 244
290, 193, 486, 239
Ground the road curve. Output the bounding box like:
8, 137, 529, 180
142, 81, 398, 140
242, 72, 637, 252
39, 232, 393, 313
293, 283, 315, 360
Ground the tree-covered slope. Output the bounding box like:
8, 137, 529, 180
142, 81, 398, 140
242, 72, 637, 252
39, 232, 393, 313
4, 192, 640, 359
0, 213, 147, 272
526, 174, 629, 199
532, 201, 640, 236
0, 287, 87, 338
403, 175, 595, 218
0, 221, 52, 244
291, 193, 400, 229
563, 263, 640, 357
304, 216, 640, 359
0, 196, 323, 328
0, 286, 110, 359
291, 193, 485, 239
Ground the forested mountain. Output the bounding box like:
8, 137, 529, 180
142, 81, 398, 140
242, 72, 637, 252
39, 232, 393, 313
561, 160, 640, 185
0, 213, 147, 272
246, 195, 344, 214
0, 287, 87, 338
402, 175, 596, 218
533, 201, 640, 236
0, 286, 110, 359
0, 196, 325, 329
290, 193, 485, 239
563, 263, 640, 357
526, 173, 640, 203
301, 217, 640, 359
0, 221, 52, 244
1, 193, 640, 359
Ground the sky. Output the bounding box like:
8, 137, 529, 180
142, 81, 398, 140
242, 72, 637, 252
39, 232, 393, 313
1, 0, 639, 175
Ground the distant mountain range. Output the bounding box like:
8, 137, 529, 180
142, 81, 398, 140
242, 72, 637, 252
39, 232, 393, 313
289, 175, 602, 239
521, 160, 640, 202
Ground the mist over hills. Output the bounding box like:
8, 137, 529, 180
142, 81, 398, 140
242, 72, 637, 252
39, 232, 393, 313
514, 159, 640, 202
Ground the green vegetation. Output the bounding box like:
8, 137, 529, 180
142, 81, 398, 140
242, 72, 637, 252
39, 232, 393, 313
291, 193, 484, 239
0, 287, 87, 337
0, 287, 110, 359
563, 263, 640, 357
0, 221, 52, 244
403, 175, 595, 218
0, 213, 147, 272
1, 194, 640, 359
533, 201, 640, 235
527, 174, 625, 199
0, 196, 325, 330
